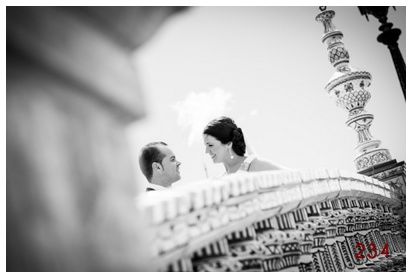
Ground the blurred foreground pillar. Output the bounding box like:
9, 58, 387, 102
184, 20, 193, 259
7, 7, 186, 271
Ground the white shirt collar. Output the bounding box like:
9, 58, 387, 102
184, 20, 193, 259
147, 183, 168, 191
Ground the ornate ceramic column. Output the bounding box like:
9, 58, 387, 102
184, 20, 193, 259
315, 8, 392, 173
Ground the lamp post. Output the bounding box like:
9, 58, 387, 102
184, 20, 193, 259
358, 6, 406, 100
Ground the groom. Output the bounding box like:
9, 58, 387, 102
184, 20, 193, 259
138, 142, 181, 191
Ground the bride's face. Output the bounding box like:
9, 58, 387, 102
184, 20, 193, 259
203, 134, 228, 163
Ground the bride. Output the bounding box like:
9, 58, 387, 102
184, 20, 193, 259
203, 116, 286, 174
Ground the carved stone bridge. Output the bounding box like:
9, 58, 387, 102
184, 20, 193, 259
137, 169, 406, 271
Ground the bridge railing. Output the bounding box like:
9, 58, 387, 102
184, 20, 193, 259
136, 169, 405, 271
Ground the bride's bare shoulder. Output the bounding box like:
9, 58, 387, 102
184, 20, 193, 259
249, 158, 288, 172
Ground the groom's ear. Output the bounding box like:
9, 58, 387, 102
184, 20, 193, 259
152, 162, 163, 172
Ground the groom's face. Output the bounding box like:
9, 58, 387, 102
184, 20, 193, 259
157, 145, 181, 183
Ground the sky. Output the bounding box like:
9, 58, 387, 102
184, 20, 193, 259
126, 6, 406, 190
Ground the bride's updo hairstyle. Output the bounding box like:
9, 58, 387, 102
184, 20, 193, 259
203, 116, 246, 156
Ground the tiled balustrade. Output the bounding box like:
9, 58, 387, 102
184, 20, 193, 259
136, 169, 405, 271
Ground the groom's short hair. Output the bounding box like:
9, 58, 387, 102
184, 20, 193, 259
138, 141, 167, 182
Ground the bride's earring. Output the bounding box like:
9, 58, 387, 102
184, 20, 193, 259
228, 148, 234, 159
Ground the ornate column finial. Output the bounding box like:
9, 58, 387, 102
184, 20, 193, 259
316, 9, 392, 172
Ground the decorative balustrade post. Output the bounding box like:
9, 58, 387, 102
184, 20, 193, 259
315, 8, 392, 173
315, 8, 406, 226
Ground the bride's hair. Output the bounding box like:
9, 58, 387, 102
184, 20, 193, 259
203, 116, 246, 156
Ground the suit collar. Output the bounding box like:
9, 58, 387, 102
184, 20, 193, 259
146, 183, 168, 191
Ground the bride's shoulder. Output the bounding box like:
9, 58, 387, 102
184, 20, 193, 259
249, 158, 286, 172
